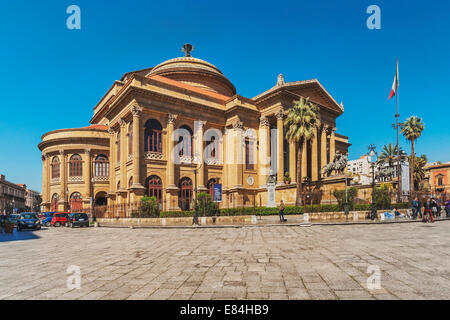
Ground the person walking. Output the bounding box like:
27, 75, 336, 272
423, 197, 434, 223
279, 200, 286, 222
431, 198, 438, 218
445, 199, 450, 217
436, 197, 442, 217
411, 197, 420, 220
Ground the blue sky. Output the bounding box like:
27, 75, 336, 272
1, 0, 449, 192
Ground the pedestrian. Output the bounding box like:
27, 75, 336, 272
417, 197, 423, 219
431, 198, 438, 218
411, 197, 420, 219
423, 197, 434, 223
445, 199, 450, 217
279, 200, 286, 222
436, 197, 442, 217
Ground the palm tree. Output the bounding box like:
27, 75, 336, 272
284, 97, 319, 206
376, 143, 407, 177
401, 116, 425, 196
409, 154, 427, 190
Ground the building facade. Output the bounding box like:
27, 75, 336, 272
38, 47, 350, 212
424, 162, 450, 196
17, 184, 42, 212
0, 174, 26, 214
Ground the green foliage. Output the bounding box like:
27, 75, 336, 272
332, 187, 358, 211
376, 143, 407, 168
138, 196, 160, 218
401, 116, 425, 142
197, 192, 219, 217
374, 184, 392, 210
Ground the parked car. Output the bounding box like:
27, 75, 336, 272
51, 212, 71, 227
39, 212, 55, 227
7, 214, 20, 225
17, 212, 41, 231
69, 213, 90, 228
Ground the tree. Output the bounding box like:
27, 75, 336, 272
284, 97, 320, 206
409, 154, 427, 190
333, 187, 358, 211
376, 143, 407, 170
401, 116, 425, 196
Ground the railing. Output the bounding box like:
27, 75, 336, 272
68, 176, 83, 182
144, 151, 163, 160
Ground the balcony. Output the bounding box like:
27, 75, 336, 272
144, 151, 163, 160
68, 176, 83, 183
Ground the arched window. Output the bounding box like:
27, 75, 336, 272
70, 192, 83, 212
145, 175, 163, 203
178, 177, 193, 210
94, 155, 109, 177
177, 125, 193, 157
116, 130, 121, 162
128, 122, 133, 156
436, 175, 444, 186
69, 154, 83, 177
51, 157, 60, 179
51, 193, 59, 211
144, 119, 163, 153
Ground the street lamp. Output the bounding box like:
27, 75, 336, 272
192, 161, 203, 226
367, 144, 378, 220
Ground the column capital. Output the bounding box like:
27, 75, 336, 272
196, 120, 207, 129
59, 150, 65, 156
259, 116, 270, 127
232, 120, 243, 130
84, 149, 91, 155
275, 109, 285, 120
43, 153, 50, 159
131, 105, 143, 117
119, 119, 126, 128
108, 127, 115, 135
167, 113, 178, 124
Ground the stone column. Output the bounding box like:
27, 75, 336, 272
276, 110, 284, 184
195, 120, 207, 190
330, 127, 336, 163
258, 116, 270, 187
166, 113, 178, 188
119, 119, 127, 193
232, 120, 244, 188
108, 127, 116, 194
83, 149, 91, 202
320, 124, 328, 179
41, 154, 47, 204
59, 150, 66, 211
289, 141, 296, 183
311, 128, 319, 181
301, 141, 307, 180
131, 105, 145, 190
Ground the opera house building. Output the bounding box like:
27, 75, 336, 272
38, 45, 350, 213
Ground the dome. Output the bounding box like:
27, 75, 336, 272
149, 56, 236, 97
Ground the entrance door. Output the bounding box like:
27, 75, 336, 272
178, 177, 193, 211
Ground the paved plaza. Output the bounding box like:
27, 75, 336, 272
0, 221, 449, 300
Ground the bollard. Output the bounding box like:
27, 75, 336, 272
303, 213, 309, 222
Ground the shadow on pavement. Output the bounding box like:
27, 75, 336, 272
0, 228, 41, 242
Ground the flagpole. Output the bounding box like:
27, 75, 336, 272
395, 58, 401, 203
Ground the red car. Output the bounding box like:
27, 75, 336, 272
51, 212, 71, 227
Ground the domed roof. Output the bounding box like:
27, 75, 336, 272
148, 56, 236, 97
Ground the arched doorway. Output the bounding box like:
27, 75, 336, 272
178, 177, 193, 211
145, 175, 163, 203
51, 193, 59, 211
95, 192, 108, 206
70, 192, 83, 212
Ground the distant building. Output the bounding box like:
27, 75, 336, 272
0, 174, 26, 213
347, 155, 410, 195
423, 161, 450, 196
17, 184, 42, 212
347, 155, 372, 185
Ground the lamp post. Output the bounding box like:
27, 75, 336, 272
192, 161, 203, 226
344, 173, 349, 222
367, 144, 378, 220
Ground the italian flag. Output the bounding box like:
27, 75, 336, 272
388, 60, 399, 100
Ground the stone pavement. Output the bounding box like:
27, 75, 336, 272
0, 221, 449, 300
